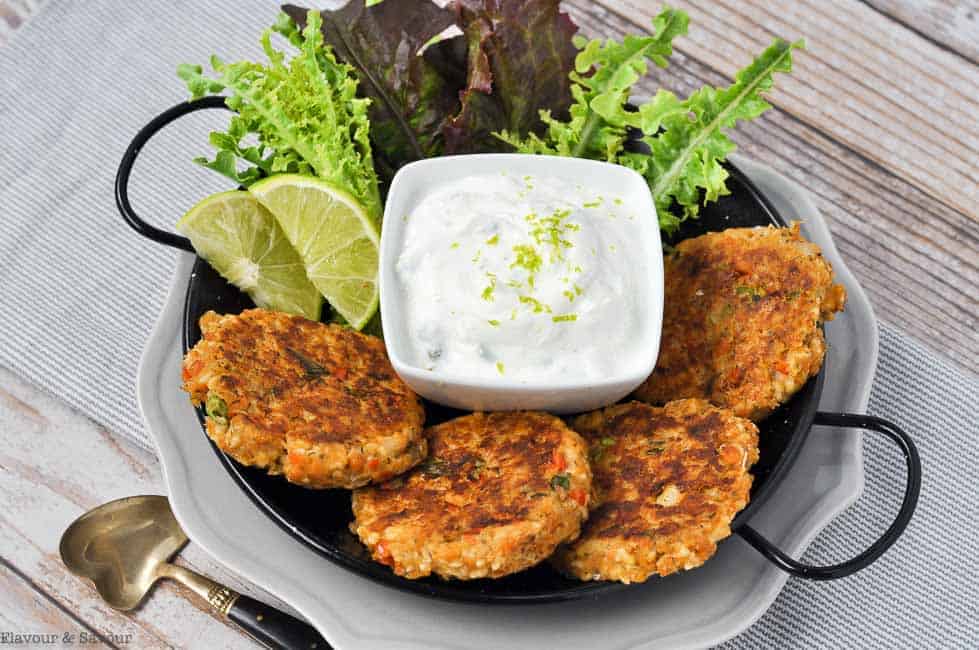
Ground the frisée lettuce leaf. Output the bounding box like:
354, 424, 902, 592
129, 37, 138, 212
177, 10, 382, 221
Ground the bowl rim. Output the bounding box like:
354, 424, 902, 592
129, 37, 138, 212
378, 153, 664, 397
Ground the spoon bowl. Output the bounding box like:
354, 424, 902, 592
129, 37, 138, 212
59, 495, 187, 610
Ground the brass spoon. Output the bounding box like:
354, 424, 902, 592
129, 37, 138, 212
59, 495, 328, 649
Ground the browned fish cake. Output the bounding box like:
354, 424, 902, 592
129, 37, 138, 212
181, 308, 426, 489
635, 223, 846, 421
351, 412, 591, 580
553, 399, 759, 583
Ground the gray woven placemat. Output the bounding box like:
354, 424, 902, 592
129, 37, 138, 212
725, 325, 978, 649
1, 2, 976, 647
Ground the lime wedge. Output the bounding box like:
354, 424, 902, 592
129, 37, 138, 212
249, 175, 380, 330
176, 191, 322, 320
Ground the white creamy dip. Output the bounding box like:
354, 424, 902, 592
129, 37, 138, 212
395, 172, 648, 383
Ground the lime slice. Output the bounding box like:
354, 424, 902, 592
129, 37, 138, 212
176, 191, 322, 320
249, 175, 380, 330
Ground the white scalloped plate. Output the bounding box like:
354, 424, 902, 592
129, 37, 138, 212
138, 156, 876, 649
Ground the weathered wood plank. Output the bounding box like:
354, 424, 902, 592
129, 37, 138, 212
0, 370, 263, 649
597, 0, 979, 223
566, 0, 979, 373
0, 561, 108, 647
864, 0, 979, 65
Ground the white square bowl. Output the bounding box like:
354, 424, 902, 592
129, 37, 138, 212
379, 153, 663, 413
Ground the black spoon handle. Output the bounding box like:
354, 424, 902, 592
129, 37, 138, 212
227, 594, 330, 650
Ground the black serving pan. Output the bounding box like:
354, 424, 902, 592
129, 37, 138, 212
117, 98, 921, 603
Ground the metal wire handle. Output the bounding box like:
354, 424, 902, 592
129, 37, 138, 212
737, 412, 921, 580
115, 96, 231, 253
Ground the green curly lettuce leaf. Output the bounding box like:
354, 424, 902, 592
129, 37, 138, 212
498, 6, 801, 233
636, 38, 802, 231
177, 10, 382, 221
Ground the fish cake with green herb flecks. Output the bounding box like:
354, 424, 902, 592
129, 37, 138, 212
181, 308, 426, 489
634, 223, 846, 421
351, 411, 592, 580
553, 399, 758, 583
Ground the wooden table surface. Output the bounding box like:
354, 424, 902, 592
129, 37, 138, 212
1, 1, 976, 648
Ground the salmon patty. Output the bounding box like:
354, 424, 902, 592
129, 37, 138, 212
635, 223, 846, 421
351, 412, 591, 580
181, 308, 426, 489
553, 400, 758, 583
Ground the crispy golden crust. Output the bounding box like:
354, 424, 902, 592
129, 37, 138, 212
351, 412, 592, 580
635, 224, 846, 421
181, 308, 426, 489
553, 400, 759, 583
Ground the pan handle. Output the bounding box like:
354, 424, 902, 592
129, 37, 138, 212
114, 96, 231, 252
736, 412, 921, 580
